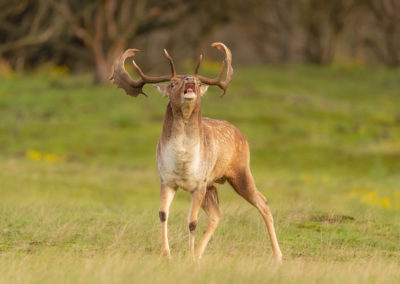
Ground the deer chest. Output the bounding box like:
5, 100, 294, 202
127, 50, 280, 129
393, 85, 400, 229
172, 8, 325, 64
157, 138, 204, 190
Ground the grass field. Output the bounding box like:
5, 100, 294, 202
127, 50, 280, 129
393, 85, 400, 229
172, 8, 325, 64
0, 65, 399, 283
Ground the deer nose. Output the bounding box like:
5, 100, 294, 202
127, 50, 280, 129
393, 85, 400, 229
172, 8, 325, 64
185, 77, 195, 83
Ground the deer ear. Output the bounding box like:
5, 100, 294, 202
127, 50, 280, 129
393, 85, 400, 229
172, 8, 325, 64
154, 84, 169, 97
200, 84, 209, 96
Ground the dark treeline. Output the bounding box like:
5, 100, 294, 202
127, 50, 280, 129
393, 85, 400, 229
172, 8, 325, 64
0, 0, 399, 82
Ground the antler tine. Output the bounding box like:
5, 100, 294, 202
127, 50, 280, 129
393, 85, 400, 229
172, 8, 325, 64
194, 54, 203, 75
197, 42, 234, 97
110, 49, 171, 97
163, 49, 176, 77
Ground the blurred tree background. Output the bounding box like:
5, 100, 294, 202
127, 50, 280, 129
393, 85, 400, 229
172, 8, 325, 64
0, 0, 399, 82
1, 1, 400, 282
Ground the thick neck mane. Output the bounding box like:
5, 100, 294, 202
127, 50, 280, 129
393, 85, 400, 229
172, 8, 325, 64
160, 102, 203, 144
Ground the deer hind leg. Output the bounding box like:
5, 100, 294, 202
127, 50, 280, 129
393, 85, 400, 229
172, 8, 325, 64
195, 185, 222, 259
188, 186, 206, 259
228, 169, 282, 263
159, 184, 176, 259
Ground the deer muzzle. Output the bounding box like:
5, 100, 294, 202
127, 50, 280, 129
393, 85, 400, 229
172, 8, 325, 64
183, 82, 196, 100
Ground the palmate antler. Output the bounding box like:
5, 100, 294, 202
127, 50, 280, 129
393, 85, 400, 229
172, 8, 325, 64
195, 42, 234, 97
111, 42, 233, 97
110, 49, 176, 97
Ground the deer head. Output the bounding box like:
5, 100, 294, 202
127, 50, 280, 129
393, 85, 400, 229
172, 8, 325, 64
110, 42, 233, 116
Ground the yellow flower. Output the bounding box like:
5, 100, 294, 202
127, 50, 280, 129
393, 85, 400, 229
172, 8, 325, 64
43, 153, 61, 163
379, 197, 391, 209
25, 150, 62, 163
26, 150, 42, 161
360, 191, 379, 206
347, 188, 398, 211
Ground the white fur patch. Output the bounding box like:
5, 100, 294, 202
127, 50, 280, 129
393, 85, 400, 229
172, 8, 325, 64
154, 84, 169, 97
159, 135, 203, 191
200, 85, 209, 96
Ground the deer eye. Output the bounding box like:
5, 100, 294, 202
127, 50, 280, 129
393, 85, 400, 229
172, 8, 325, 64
198, 83, 201, 87
170, 83, 175, 88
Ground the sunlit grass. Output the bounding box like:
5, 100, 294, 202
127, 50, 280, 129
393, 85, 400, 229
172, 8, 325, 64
0, 65, 399, 283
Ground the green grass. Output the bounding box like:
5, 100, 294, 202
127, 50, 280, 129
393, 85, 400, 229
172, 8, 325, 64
0, 65, 399, 283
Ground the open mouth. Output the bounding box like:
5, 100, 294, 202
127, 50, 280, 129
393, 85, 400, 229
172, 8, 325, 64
183, 83, 196, 100
184, 83, 195, 94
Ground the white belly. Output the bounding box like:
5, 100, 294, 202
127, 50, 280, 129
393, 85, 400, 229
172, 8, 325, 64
158, 138, 204, 191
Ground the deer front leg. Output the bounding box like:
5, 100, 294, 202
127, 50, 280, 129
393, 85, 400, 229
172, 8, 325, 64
188, 186, 206, 260
159, 184, 176, 259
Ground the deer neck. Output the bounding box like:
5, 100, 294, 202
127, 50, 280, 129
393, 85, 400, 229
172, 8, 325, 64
161, 102, 202, 144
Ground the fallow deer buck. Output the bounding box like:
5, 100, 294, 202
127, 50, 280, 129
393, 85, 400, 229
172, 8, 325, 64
110, 42, 282, 262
